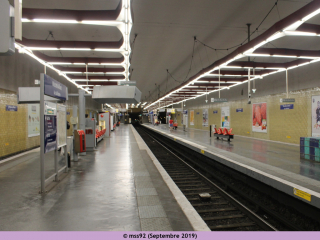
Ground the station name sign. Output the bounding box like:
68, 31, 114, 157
211, 98, 228, 103
280, 98, 295, 103
280, 104, 294, 110
44, 74, 67, 101
6, 105, 17, 111
236, 108, 243, 112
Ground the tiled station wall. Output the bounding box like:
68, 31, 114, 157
0, 52, 101, 159
171, 61, 320, 144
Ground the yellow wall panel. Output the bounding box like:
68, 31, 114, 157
185, 88, 320, 144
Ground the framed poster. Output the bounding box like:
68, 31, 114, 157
44, 101, 57, 153
28, 104, 40, 137
190, 110, 194, 125
312, 96, 320, 137
203, 109, 208, 127
221, 107, 230, 128
252, 102, 267, 133
57, 104, 67, 148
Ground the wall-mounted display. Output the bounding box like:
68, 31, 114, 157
252, 102, 267, 133
190, 110, 194, 125
28, 104, 40, 137
312, 96, 320, 137
203, 109, 208, 127
221, 107, 230, 128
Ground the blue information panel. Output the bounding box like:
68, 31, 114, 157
6, 105, 17, 111
280, 104, 294, 110
213, 111, 218, 114
183, 110, 188, 114
44, 115, 57, 153
44, 101, 57, 153
236, 108, 243, 112
44, 74, 67, 101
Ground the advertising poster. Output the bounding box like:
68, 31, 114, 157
190, 110, 194, 125
252, 102, 267, 133
312, 96, 320, 137
28, 104, 40, 137
221, 107, 230, 128
203, 109, 208, 127
57, 104, 67, 148
44, 101, 57, 153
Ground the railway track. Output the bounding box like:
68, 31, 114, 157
135, 125, 278, 231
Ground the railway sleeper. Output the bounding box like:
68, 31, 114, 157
203, 214, 245, 221
209, 222, 256, 230
197, 207, 237, 213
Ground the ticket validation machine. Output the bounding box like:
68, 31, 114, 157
85, 118, 96, 151
74, 130, 86, 153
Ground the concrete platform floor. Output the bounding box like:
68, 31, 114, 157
0, 125, 194, 231
143, 124, 320, 209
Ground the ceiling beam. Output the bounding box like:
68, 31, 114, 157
22, 1, 122, 21
55, 66, 125, 72
297, 23, 320, 34
193, 83, 233, 87
33, 52, 124, 64
229, 61, 287, 69
17, 37, 123, 49
199, 77, 246, 82
209, 70, 274, 75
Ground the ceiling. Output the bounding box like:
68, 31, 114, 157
16, 0, 318, 106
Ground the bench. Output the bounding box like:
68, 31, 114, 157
213, 128, 234, 142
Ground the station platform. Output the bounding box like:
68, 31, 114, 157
0, 125, 209, 231
143, 124, 320, 209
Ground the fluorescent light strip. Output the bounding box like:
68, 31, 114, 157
26, 47, 124, 52
14, 43, 90, 94
65, 72, 125, 75
284, 31, 317, 36
22, 18, 124, 26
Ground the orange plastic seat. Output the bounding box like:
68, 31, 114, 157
222, 128, 228, 135
228, 128, 234, 136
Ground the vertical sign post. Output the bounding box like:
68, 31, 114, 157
40, 75, 45, 193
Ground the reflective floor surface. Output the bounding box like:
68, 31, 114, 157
0, 125, 192, 231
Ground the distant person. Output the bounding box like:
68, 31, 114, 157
169, 119, 173, 130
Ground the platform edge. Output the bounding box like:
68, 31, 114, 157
130, 125, 211, 231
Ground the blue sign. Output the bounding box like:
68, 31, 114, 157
6, 105, 18, 111
183, 110, 188, 114
67, 112, 70, 115
44, 74, 67, 101
280, 104, 294, 110
236, 108, 243, 112
44, 115, 57, 153
213, 111, 218, 114
196, 112, 200, 115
